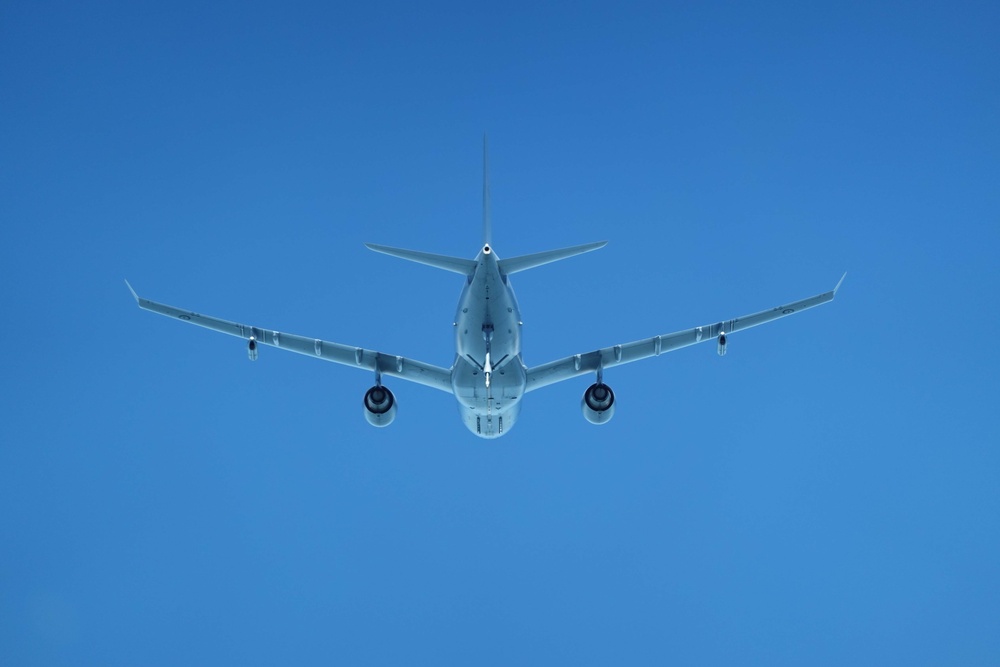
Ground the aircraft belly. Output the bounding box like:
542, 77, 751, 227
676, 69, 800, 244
461, 402, 521, 439
454, 261, 522, 364
451, 358, 525, 438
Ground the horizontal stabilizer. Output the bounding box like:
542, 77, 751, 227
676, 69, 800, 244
498, 241, 607, 275
365, 243, 477, 275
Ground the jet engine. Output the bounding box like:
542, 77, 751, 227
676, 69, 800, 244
581, 382, 615, 424
717, 331, 727, 356
363, 385, 397, 427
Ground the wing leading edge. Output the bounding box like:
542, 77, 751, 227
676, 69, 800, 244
524, 274, 845, 392
126, 282, 454, 393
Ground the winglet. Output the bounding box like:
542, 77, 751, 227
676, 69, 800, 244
834, 272, 847, 295
125, 279, 139, 303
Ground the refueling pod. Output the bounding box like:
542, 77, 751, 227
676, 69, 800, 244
363, 385, 397, 427
582, 382, 616, 424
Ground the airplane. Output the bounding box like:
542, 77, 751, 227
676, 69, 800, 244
127, 140, 844, 439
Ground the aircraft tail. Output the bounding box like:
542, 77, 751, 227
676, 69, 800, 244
365, 243, 477, 275
498, 241, 607, 275
365, 241, 606, 276
366, 139, 604, 277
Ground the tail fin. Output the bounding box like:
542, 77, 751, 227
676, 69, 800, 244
498, 241, 607, 275
483, 134, 492, 246
366, 139, 604, 277
365, 243, 477, 275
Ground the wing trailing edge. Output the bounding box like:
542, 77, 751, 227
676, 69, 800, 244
523, 274, 843, 393
126, 282, 455, 393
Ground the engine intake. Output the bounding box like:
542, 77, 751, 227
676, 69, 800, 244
363, 385, 397, 427
582, 382, 615, 424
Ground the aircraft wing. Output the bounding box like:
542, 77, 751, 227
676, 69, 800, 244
126, 282, 454, 393
524, 274, 845, 392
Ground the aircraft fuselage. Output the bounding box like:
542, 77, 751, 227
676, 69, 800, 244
451, 244, 525, 438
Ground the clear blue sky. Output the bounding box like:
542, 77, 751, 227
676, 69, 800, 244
2, 1, 998, 664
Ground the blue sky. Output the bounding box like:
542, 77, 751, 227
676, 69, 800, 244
2, 1, 998, 664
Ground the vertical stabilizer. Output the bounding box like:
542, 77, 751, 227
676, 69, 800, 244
483, 134, 492, 246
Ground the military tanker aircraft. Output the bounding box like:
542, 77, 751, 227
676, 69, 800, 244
128, 141, 843, 438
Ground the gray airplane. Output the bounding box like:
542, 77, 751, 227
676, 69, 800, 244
128, 142, 843, 438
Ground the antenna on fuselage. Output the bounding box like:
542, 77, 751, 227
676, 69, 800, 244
482, 133, 492, 246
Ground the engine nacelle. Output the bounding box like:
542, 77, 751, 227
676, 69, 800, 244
247, 336, 259, 361
581, 382, 616, 424
363, 385, 397, 427
717, 331, 727, 356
